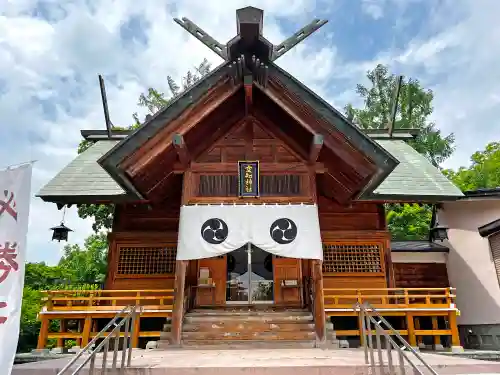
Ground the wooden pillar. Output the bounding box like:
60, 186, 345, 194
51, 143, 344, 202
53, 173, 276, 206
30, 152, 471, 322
76, 320, 82, 347
312, 259, 326, 343
415, 317, 423, 346
132, 315, 141, 348
81, 316, 92, 347
57, 319, 66, 348
406, 313, 417, 348
448, 311, 461, 347
432, 316, 441, 348
358, 313, 365, 346
170, 260, 188, 346
36, 317, 50, 349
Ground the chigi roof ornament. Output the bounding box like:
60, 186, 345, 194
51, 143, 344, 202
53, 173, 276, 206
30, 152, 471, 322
174, 6, 328, 63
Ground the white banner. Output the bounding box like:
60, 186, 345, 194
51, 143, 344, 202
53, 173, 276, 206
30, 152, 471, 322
177, 204, 323, 260
0, 164, 32, 375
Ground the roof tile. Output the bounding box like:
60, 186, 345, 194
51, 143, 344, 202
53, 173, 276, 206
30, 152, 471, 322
37, 141, 125, 198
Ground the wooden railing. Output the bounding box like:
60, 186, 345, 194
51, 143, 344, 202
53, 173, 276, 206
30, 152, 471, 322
323, 287, 456, 310
323, 287, 460, 349
41, 289, 175, 312
37, 289, 175, 350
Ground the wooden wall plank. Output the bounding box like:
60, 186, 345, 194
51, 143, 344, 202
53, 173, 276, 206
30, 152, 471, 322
394, 263, 450, 288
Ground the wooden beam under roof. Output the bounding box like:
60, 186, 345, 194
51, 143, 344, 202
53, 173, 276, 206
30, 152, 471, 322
243, 75, 253, 115
172, 133, 190, 167
309, 133, 324, 163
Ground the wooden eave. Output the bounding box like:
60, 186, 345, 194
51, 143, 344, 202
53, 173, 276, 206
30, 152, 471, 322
264, 63, 399, 197
97, 61, 233, 197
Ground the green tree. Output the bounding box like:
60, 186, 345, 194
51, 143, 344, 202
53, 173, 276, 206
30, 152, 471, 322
443, 142, 500, 191
24, 262, 73, 289
58, 233, 108, 284
18, 234, 108, 352
18, 287, 46, 352
346, 64, 456, 240
386, 204, 433, 240
77, 59, 212, 232
345, 64, 455, 167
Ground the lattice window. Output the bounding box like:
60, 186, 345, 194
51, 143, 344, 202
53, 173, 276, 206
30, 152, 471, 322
117, 246, 177, 275
322, 243, 383, 273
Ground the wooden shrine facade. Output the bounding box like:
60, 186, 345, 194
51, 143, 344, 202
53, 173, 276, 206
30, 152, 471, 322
36, 7, 464, 351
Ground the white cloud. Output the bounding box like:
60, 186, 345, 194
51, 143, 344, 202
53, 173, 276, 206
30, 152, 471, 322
361, 0, 385, 20
0, 0, 335, 264
1, 0, 499, 265
331, 0, 500, 171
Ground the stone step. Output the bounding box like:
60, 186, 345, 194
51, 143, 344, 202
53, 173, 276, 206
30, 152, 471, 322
181, 330, 316, 341
182, 322, 315, 332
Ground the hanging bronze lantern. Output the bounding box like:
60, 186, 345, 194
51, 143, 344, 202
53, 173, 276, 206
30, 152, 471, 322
50, 205, 72, 242
50, 223, 73, 242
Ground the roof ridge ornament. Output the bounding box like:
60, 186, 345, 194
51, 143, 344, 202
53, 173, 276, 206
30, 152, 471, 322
173, 7, 328, 63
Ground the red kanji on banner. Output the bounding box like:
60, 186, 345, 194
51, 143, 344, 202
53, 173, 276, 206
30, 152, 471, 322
0, 190, 18, 221
0, 242, 18, 284
0, 302, 7, 324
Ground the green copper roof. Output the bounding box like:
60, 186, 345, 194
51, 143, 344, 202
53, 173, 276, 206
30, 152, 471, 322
364, 139, 463, 200
37, 139, 463, 204
37, 141, 129, 204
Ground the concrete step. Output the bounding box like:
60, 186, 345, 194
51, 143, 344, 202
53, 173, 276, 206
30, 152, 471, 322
182, 330, 316, 341
182, 322, 315, 332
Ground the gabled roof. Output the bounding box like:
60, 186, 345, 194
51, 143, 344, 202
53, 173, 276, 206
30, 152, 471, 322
36, 7, 463, 205
96, 7, 400, 202
97, 60, 398, 200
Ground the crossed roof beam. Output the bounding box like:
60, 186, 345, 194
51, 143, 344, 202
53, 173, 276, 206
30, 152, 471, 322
173, 6, 328, 62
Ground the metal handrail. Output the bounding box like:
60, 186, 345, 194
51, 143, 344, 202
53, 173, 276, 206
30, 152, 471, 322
57, 305, 141, 375
356, 302, 439, 375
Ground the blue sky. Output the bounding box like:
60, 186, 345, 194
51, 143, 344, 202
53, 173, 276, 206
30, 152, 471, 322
0, 0, 499, 265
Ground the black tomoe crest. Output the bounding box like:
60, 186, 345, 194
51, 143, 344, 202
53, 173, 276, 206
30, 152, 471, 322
270, 218, 297, 244
201, 218, 229, 244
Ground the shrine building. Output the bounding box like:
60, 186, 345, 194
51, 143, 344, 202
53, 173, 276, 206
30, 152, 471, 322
35, 7, 464, 351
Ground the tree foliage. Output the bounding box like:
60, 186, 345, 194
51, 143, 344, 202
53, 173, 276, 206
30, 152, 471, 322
345, 64, 456, 239
19, 234, 108, 352
385, 204, 433, 240
77, 59, 212, 232
443, 142, 500, 191
58, 233, 108, 284
345, 64, 455, 167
